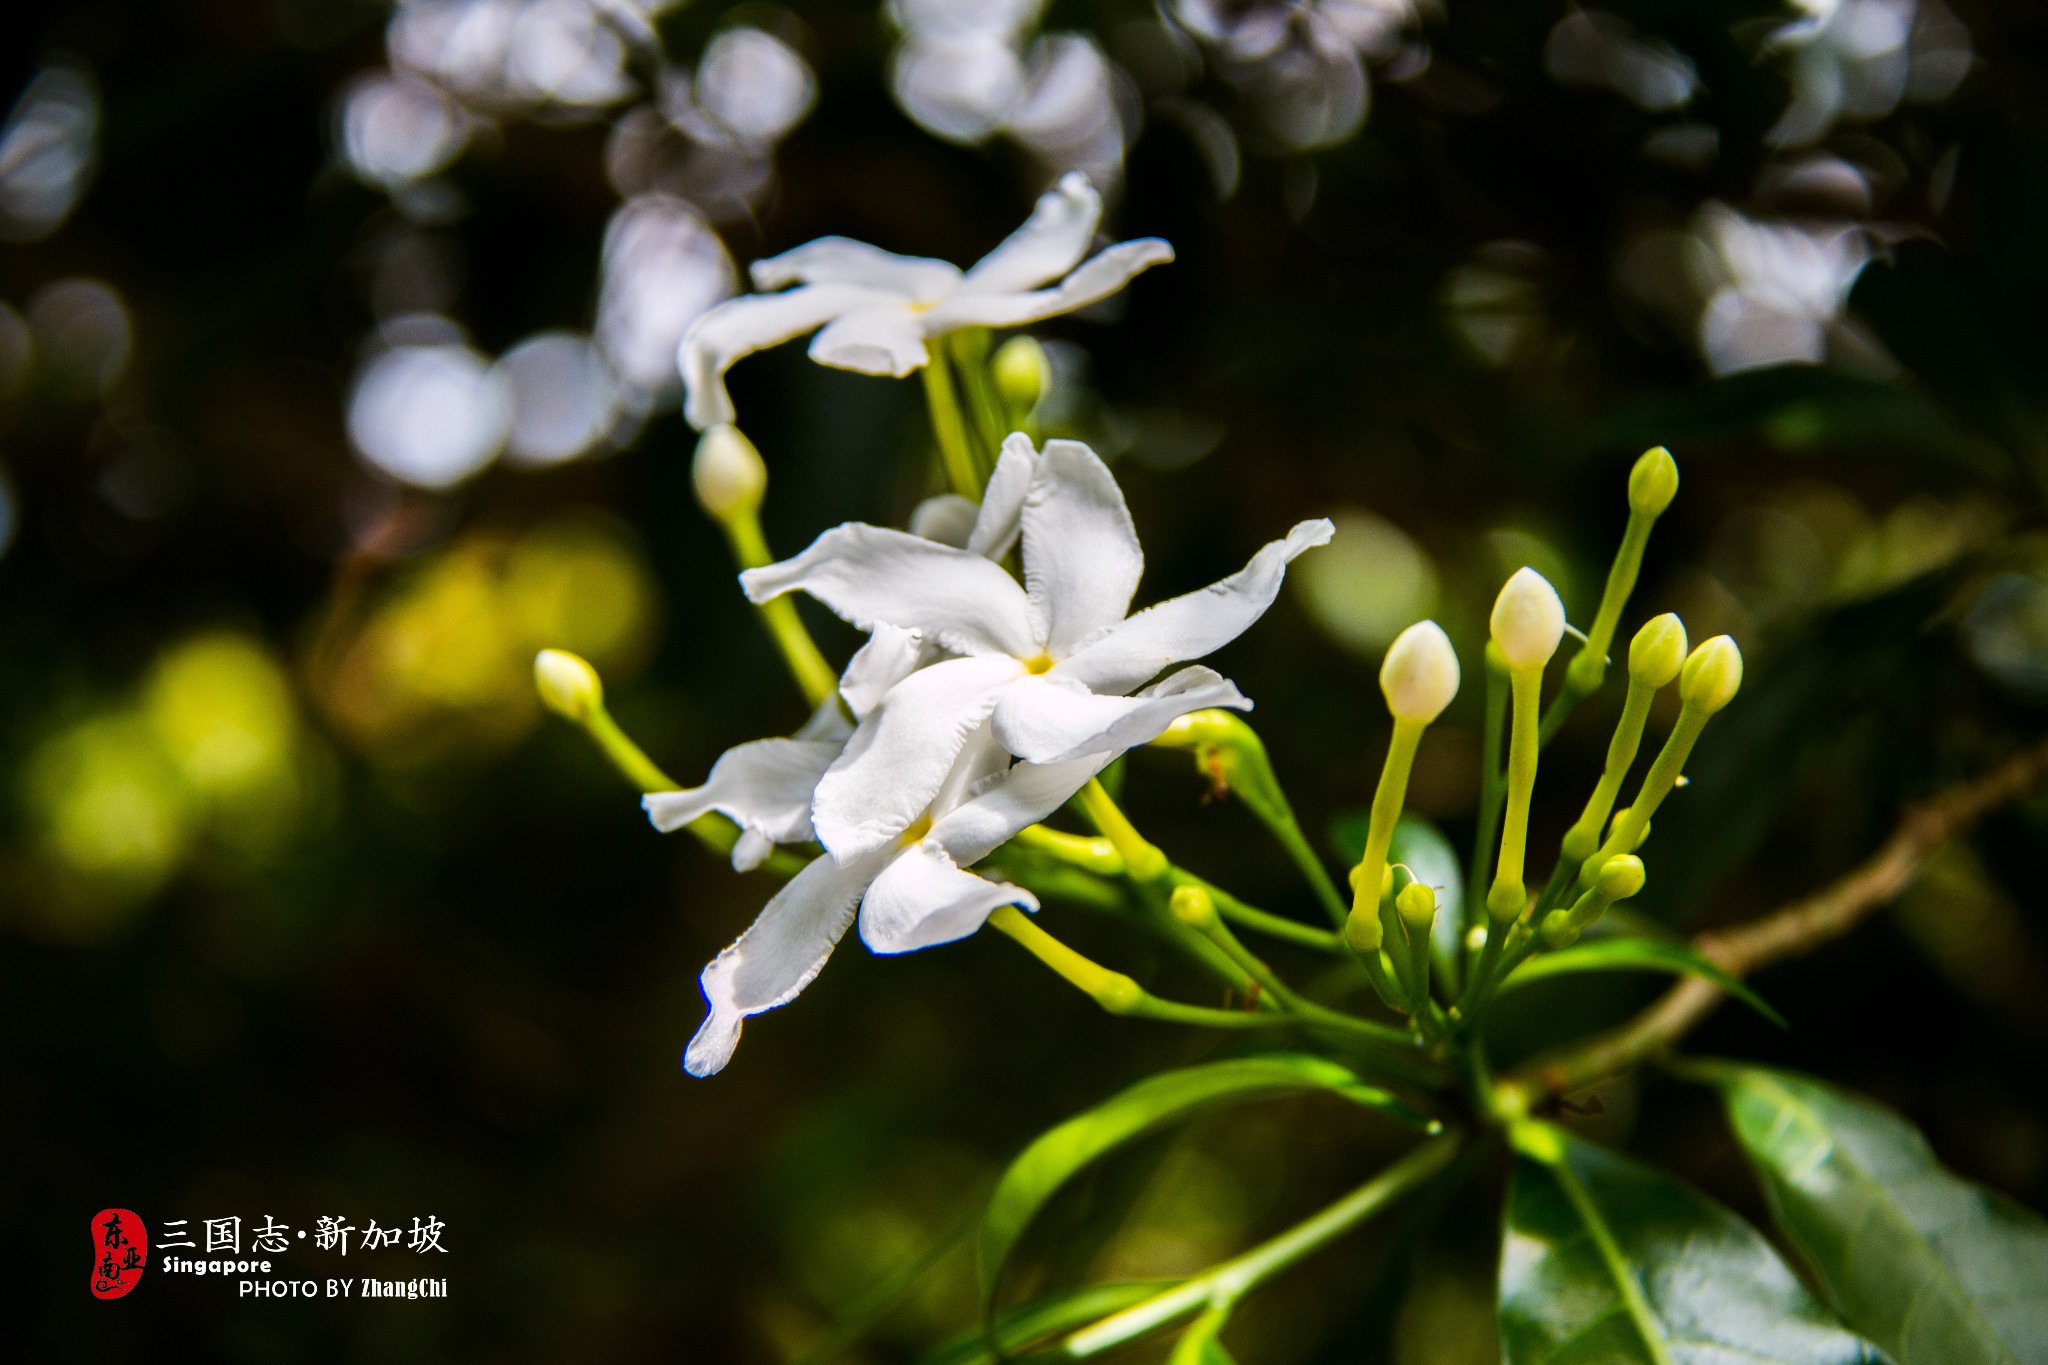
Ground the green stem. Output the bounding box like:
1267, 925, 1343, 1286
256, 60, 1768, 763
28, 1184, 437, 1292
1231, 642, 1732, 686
1539, 510, 1652, 747
1487, 664, 1543, 916
1184, 873, 1346, 954
1348, 718, 1423, 945
1466, 646, 1510, 941
921, 355, 984, 498
721, 507, 839, 707
1577, 704, 1709, 890
951, 329, 1008, 466
1059, 1134, 1464, 1358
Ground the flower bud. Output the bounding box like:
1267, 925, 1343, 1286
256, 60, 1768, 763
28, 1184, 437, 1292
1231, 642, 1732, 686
1627, 614, 1688, 688
1628, 446, 1679, 516
534, 649, 603, 722
692, 424, 767, 521
1380, 621, 1461, 723
1169, 883, 1219, 930
1679, 635, 1743, 714
993, 335, 1051, 415
1489, 568, 1566, 671
1396, 879, 1437, 930
1594, 854, 1645, 900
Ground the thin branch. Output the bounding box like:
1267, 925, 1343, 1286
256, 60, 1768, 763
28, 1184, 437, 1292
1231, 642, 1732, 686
1500, 735, 2048, 1108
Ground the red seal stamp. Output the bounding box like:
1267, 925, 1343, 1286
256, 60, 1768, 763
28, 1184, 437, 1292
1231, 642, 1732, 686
91, 1209, 147, 1299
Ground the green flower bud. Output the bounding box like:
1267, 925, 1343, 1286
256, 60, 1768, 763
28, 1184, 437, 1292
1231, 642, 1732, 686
1628, 446, 1679, 516
1169, 883, 1219, 929
1628, 613, 1688, 688
1490, 567, 1566, 671
1380, 620, 1461, 724
993, 335, 1051, 416
1594, 854, 1646, 900
1540, 909, 1578, 950
1396, 878, 1437, 930
692, 424, 767, 521
534, 649, 603, 722
1679, 635, 1743, 714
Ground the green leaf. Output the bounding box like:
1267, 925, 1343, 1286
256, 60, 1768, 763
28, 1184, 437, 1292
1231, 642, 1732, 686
1500, 1122, 1885, 1365
1706, 1064, 2048, 1365
1498, 937, 1787, 1027
1169, 1307, 1238, 1365
918, 1281, 1173, 1365
979, 1054, 1429, 1321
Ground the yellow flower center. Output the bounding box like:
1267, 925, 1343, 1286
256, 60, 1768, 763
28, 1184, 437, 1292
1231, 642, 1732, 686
1023, 652, 1056, 675
900, 815, 934, 845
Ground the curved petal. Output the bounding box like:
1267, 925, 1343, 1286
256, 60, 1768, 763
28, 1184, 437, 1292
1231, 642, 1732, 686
1054, 519, 1334, 694
858, 840, 1037, 954
926, 754, 1113, 866
643, 736, 843, 857
683, 850, 885, 1077
1021, 439, 1142, 654
993, 665, 1250, 765
966, 432, 1039, 560
811, 656, 1027, 863
678, 283, 893, 429
741, 523, 1038, 658
839, 622, 927, 721
921, 239, 1174, 333
749, 236, 961, 299
732, 829, 775, 872
808, 304, 931, 377
963, 171, 1103, 295
909, 493, 979, 548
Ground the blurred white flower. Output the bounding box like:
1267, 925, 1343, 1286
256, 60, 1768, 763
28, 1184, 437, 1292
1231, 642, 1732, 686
1544, 10, 1697, 112
1764, 0, 1972, 147
696, 27, 815, 147
743, 434, 1319, 862
494, 331, 619, 465
387, 0, 640, 117
596, 195, 737, 407
679, 172, 1170, 428
1171, 0, 1424, 150
0, 64, 99, 242
1689, 202, 1869, 375
339, 70, 470, 187
347, 335, 512, 487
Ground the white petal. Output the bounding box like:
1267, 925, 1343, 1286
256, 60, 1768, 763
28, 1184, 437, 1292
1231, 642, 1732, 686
965, 432, 1039, 560
993, 665, 1250, 764
808, 304, 931, 377
749, 236, 962, 299
858, 840, 1037, 954
732, 829, 775, 872
963, 171, 1103, 295
642, 736, 842, 846
794, 693, 855, 744
1021, 439, 1143, 654
810, 655, 1026, 862
683, 851, 884, 1076
1054, 519, 1334, 693
909, 493, 980, 548
926, 754, 1113, 866
838, 622, 927, 721
741, 523, 1039, 658
678, 283, 893, 429
921, 239, 1174, 333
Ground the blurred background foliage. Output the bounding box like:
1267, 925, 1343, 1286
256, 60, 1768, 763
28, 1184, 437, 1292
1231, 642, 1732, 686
4, 0, 2047, 1360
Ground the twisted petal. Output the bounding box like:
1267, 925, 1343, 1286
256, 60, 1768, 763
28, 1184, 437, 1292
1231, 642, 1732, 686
1054, 519, 1334, 694
679, 283, 892, 429
683, 850, 885, 1077
1022, 439, 1143, 654
909, 493, 980, 548
809, 304, 930, 377
858, 841, 1037, 954
838, 622, 926, 721
643, 736, 844, 866
965, 432, 1039, 560
927, 753, 1114, 866
962, 171, 1103, 295
741, 524, 1038, 657
921, 239, 1174, 333
749, 237, 961, 299
811, 655, 1027, 863
993, 665, 1250, 765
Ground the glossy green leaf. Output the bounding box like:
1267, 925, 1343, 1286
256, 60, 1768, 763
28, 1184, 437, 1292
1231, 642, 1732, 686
979, 1054, 1429, 1320
919, 1281, 1173, 1365
1708, 1064, 2048, 1365
1500, 1122, 1885, 1365
1499, 937, 1787, 1027
1168, 1307, 1238, 1365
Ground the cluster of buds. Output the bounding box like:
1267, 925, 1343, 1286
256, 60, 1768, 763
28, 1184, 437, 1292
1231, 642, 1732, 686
1340, 447, 1742, 1028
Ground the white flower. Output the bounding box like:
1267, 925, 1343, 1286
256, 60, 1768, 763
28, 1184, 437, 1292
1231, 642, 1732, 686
676, 172, 1172, 429
744, 434, 1330, 863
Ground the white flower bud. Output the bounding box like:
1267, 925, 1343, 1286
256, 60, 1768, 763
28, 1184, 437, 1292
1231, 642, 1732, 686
691, 424, 766, 521
1627, 613, 1688, 688
534, 649, 603, 722
1380, 620, 1460, 723
1489, 568, 1566, 671
1679, 635, 1743, 714
1629, 446, 1679, 516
